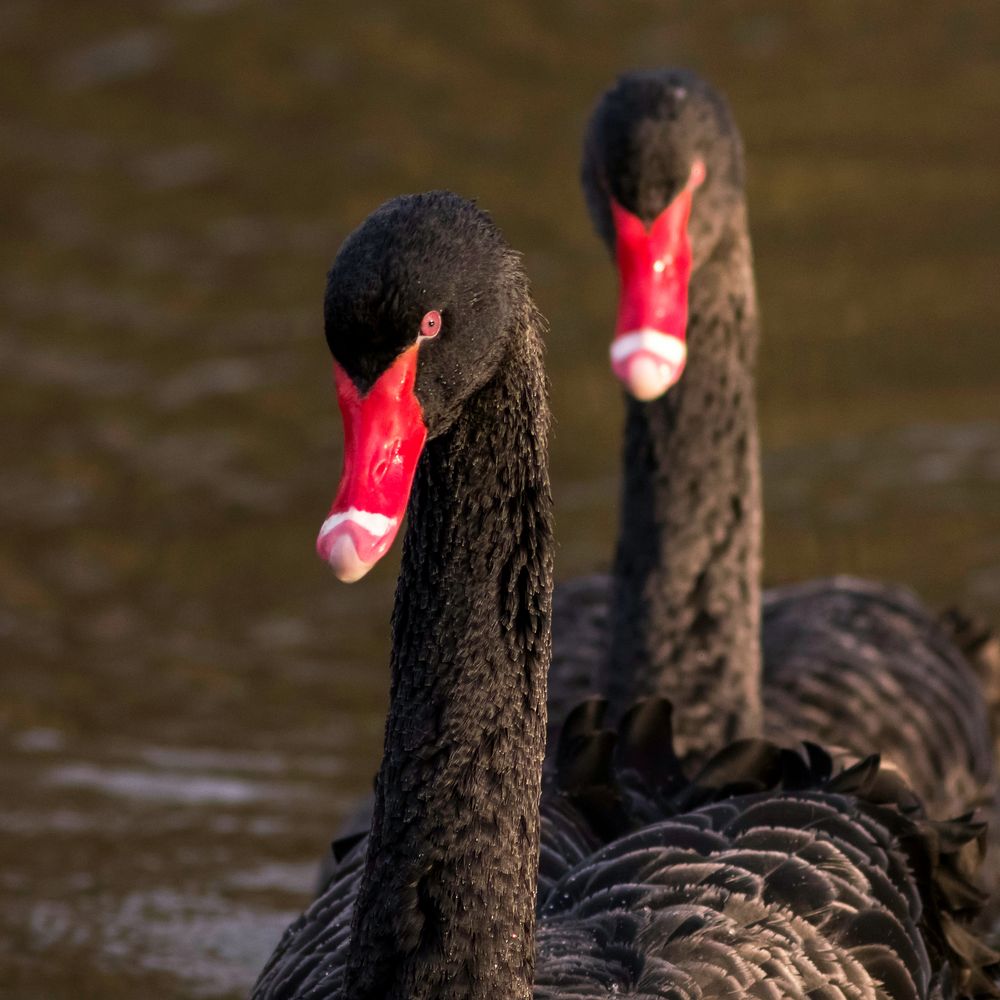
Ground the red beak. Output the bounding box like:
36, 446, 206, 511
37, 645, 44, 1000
610, 161, 704, 401
316, 346, 427, 582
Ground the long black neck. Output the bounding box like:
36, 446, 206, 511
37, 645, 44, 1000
343, 313, 553, 1000
605, 206, 762, 766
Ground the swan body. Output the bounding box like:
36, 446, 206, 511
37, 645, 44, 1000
253, 192, 996, 1000
555, 68, 996, 821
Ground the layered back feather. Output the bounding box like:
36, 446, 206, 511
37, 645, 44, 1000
257, 699, 998, 999
535, 700, 997, 1000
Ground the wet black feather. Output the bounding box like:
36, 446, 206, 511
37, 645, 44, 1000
260, 699, 1000, 999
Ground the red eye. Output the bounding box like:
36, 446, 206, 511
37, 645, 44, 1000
419, 310, 441, 340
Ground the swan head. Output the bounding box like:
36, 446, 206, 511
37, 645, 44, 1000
317, 192, 525, 581
581, 69, 745, 401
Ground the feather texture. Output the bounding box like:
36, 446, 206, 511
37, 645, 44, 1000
259, 701, 1000, 999
552, 575, 996, 821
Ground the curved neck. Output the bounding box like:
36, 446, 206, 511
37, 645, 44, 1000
344, 314, 553, 1000
606, 210, 763, 765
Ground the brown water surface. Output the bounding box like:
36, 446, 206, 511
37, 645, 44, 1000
2, 2, 999, 996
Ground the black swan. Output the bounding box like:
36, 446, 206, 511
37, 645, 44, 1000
550, 69, 996, 820
252, 191, 996, 999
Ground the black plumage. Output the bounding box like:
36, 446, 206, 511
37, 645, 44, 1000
535, 705, 997, 1000
762, 578, 994, 817
553, 69, 996, 821
254, 192, 997, 1000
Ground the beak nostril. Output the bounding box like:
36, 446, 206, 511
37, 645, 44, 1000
372, 442, 400, 484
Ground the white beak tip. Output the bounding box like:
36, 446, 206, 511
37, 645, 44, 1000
320, 532, 374, 583
610, 331, 687, 401
624, 356, 678, 400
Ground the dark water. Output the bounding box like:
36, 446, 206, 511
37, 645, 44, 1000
2, 1, 999, 995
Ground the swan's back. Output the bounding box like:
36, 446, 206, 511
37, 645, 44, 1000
537, 793, 980, 999
550, 574, 996, 823
534, 702, 995, 999
762, 576, 995, 817
255, 701, 997, 1000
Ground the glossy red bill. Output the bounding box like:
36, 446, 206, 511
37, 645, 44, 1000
610, 160, 704, 401
316, 346, 426, 582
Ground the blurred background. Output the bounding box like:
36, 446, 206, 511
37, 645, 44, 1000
2, 1, 999, 995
